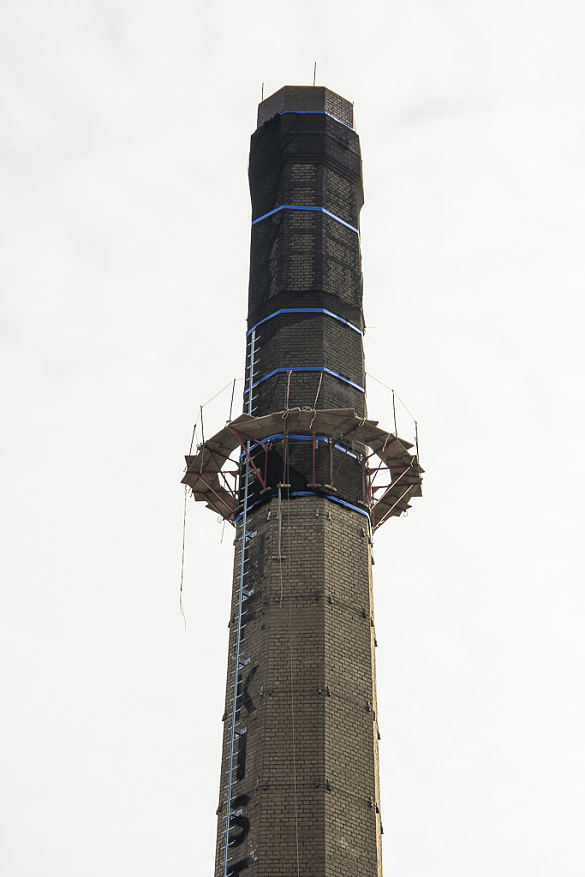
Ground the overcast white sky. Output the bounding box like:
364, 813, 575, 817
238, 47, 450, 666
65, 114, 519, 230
1, 1, 585, 875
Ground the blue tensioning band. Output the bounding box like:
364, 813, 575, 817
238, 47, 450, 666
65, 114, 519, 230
234, 492, 370, 524
246, 308, 362, 338
238, 434, 359, 461
251, 205, 359, 234
243, 366, 364, 396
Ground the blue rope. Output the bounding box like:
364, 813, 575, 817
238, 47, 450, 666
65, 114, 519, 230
243, 366, 364, 396
246, 308, 362, 338
251, 204, 358, 234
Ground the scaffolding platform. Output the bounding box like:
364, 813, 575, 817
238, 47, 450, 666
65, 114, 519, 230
182, 407, 423, 529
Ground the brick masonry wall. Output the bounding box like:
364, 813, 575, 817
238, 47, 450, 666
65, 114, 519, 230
247, 112, 364, 328
250, 371, 365, 421
246, 313, 365, 415
248, 213, 363, 318
257, 86, 355, 130
252, 312, 364, 380
215, 497, 382, 877
213, 87, 382, 877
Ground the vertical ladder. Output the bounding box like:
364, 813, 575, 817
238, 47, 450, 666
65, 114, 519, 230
245, 329, 259, 416
220, 329, 258, 876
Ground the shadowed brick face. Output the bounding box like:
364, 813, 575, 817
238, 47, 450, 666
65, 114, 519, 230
215, 87, 383, 877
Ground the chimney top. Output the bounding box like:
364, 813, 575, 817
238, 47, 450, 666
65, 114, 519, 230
257, 85, 354, 130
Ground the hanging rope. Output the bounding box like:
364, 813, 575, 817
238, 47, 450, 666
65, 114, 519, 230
277, 485, 284, 601
284, 444, 301, 877
183, 376, 247, 629
309, 371, 324, 431
179, 486, 188, 630
312, 370, 323, 410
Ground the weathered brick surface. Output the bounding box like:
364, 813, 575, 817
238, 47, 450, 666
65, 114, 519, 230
215, 499, 382, 876
247, 313, 365, 417
214, 87, 383, 877
252, 312, 364, 381
257, 86, 355, 130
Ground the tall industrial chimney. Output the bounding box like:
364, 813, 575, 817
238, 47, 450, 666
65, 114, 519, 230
183, 85, 423, 877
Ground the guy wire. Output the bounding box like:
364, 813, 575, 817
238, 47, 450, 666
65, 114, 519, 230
188, 420, 198, 454
190, 378, 243, 451
367, 372, 417, 421
229, 378, 236, 422
202, 378, 242, 410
